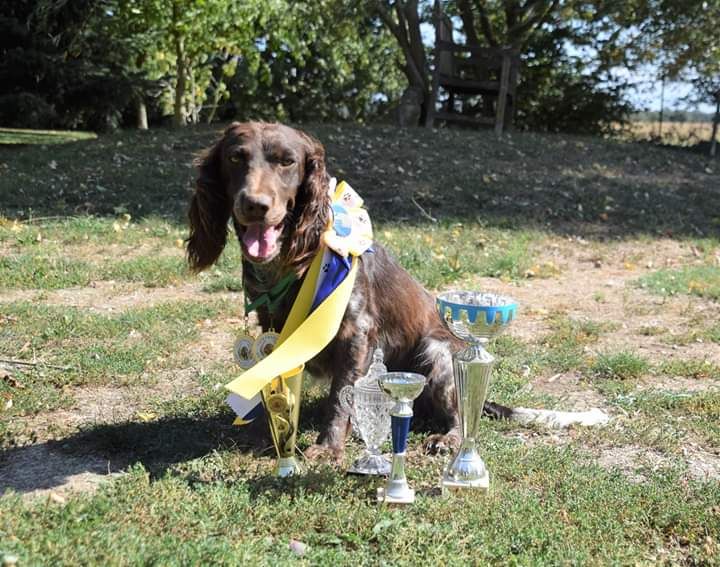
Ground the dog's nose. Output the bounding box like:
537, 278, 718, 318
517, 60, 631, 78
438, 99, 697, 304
240, 192, 272, 218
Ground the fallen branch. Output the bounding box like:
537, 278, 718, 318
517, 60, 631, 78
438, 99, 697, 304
410, 196, 437, 223
0, 357, 72, 371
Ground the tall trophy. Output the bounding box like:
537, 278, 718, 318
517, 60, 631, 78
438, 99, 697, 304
262, 373, 303, 477
436, 291, 517, 491
377, 372, 427, 504
340, 349, 394, 475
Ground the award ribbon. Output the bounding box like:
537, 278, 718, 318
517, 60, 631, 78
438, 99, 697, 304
224, 180, 371, 406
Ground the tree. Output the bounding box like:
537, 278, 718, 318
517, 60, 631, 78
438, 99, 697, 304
372, 1, 433, 123
0, 0, 153, 130
372, 0, 635, 131
643, 0, 720, 155
225, 1, 404, 123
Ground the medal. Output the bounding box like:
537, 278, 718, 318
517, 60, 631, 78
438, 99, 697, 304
233, 335, 256, 369
233, 317, 257, 370
253, 330, 280, 361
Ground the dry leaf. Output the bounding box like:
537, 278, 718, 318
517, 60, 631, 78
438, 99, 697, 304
136, 412, 157, 422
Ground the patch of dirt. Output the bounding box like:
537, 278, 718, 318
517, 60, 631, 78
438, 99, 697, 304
638, 376, 720, 393
1, 320, 258, 499
595, 444, 720, 483
0, 444, 123, 498
0, 280, 240, 313
469, 237, 720, 366
529, 371, 608, 409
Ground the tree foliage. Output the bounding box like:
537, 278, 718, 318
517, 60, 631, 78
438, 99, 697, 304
0, 0, 151, 130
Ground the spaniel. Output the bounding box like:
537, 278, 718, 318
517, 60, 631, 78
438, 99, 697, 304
186, 121, 516, 461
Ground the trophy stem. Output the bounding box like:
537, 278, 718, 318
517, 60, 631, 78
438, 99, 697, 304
263, 372, 303, 477
442, 342, 494, 492
379, 414, 415, 503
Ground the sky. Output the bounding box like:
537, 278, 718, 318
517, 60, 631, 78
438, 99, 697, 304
619, 65, 716, 114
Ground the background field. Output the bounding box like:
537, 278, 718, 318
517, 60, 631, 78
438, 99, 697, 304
1, 125, 719, 565
619, 120, 719, 148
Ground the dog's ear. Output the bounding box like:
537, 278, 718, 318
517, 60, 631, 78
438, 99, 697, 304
286, 133, 332, 270
186, 136, 231, 272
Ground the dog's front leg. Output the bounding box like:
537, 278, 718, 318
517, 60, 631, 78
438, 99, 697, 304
304, 313, 372, 464
303, 369, 355, 464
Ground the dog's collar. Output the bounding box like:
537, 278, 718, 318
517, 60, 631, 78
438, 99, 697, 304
244, 271, 297, 315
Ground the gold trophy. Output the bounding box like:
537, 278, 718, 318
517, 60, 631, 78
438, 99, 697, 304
262, 372, 303, 477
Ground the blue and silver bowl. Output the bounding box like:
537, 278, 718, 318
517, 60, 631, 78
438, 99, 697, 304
437, 291, 517, 343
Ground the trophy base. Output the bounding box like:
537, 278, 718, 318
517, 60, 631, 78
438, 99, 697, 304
442, 442, 490, 492
377, 486, 415, 505
348, 453, 391, 476
442, 468, 490, 493
275, 456, 303, 478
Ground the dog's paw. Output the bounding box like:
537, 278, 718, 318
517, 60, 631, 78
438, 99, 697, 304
304, 443, 344, 464
423, 433, 461, 455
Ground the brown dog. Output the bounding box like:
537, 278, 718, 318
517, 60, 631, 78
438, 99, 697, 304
187, 122, 512, 461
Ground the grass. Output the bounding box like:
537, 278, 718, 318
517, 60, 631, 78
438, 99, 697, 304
609, 390, 720, 449
617, 120, 719, 148
1, 437, 719, 564
658, 359, 720, 380
537, 316, 616, 374
0, 299, 233, 419
0, 217, 247, 291
638, 265, 720, 300
589, 352, 651, 381
0, 127, 97, 145
377, 222, 536, 287
2, 123, 720, 564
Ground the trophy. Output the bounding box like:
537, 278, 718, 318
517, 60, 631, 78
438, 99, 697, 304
339, 349, 394, 475
436, 291, 517, 491
262, 372, 303, 477
377, 372, 427, 504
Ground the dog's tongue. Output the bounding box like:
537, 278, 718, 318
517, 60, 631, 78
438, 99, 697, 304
243, 224, 281, 259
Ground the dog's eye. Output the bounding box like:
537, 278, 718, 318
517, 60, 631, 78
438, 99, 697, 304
279, 158, 295, 167
229, 154, 242, 164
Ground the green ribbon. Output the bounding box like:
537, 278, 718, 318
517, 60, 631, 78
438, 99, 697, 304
244, 272, 298, 316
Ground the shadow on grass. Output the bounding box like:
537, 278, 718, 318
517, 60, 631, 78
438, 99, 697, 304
0, 391, 452, 496
1, 124, 719, 239
0, 411, 259, 495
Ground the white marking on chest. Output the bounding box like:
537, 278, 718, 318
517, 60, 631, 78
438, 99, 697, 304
420, 338, 453, 368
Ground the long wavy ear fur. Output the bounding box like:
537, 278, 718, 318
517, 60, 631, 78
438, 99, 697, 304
286, 133, 332, 272
186, 137, 231, 272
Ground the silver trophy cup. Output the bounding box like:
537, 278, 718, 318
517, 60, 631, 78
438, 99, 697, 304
377, 372, 426, 504
436, 291, 517, 491
339, 349, 394, 475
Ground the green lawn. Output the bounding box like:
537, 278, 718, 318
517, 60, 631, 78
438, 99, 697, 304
1, 124, 720, 565
0, 127, 97, 145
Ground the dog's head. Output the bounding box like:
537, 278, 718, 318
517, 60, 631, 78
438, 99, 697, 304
187, 122, 331, 272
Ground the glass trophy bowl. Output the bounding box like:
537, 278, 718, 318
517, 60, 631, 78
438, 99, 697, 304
340, 363, 394, 475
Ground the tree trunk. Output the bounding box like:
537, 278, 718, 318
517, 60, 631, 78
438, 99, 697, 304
172, 2, 187, 127
711, 97, 719, 158
376, 1, 429, 126
136, 98, 148, 130
188, 67, 198, 124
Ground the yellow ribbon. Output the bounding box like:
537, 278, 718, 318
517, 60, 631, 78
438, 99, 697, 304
225, 248, 359, 400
